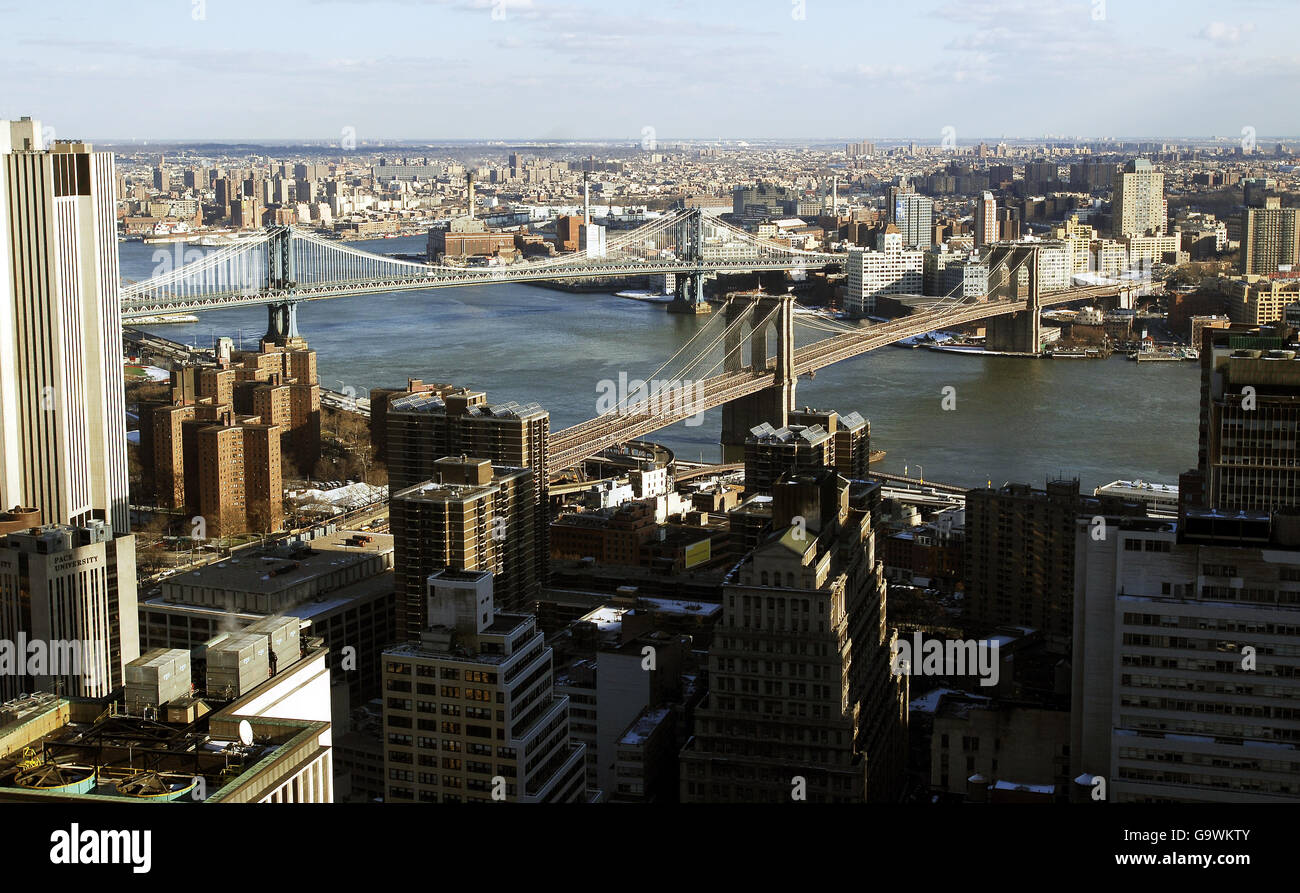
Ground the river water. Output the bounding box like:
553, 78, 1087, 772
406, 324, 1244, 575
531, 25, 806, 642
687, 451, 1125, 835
122, 235, 1200, 491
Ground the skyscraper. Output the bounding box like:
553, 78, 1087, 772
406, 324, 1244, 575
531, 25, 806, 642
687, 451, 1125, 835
974, 191, 998, 247
1112, 158, 1166, 237
893, 193, 934, 248
0, 520, 139, 700
381, 569, 586, 803
1191, 324, 1300, 512
679, 472, 907, 802
1072, 512, 1300, 802
0, 117, 129, 535
1240, 197, 1300, 276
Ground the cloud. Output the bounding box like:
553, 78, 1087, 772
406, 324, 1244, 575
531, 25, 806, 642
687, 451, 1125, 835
1197, 21, 1256, 45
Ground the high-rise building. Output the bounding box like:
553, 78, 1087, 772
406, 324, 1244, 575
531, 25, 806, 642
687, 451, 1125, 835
377, 385, 549, 598
139, 344, 321, 510
786, 408, 870, 482
390, 457, 537, 637
974, 191, 998, 247
743, 422, 834, 496
195, 415, 282, 536
1190, 324, 1300, 512
893, 193, 934, 248
965, 480, 1146, 650
1240, 197, 1300, 276
0, 118, 129, 535
680, 472, 907, 802
0, 521, 139, 700
1112, 158, 1165, 237
844, 230, 924, 315
381, 569, 587, 803
1072, 511, 1300, 802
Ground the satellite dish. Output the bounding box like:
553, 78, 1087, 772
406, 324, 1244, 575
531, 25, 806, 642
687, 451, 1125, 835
238, 719, 254, 746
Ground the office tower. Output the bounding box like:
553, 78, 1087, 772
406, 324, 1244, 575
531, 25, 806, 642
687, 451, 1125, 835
153, 165, 168, 193
680, 472, 907, 803
1112, 158, 1165, 237
743, 422, 834, 495
893, 193, 934, 248
787, 408, 870, 481
965, 480, 1146, 650
552, 607, 687, 800
381, 569, 586, 803
214, 177, 233, 218
0, 520, 139, 700
0, 118, 129, 535
1072, 512, 1300, 802
1240, 197, 1300, 275
390, 457, 537, 638
1191, 325, 1300, 512
974, 191, 998, 247
844, 229, 925, 315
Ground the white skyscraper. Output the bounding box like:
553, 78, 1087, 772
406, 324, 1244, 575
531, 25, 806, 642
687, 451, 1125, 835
845, 229, 924, 315
1112, 158, 1166, 238
0, 118, 129, 534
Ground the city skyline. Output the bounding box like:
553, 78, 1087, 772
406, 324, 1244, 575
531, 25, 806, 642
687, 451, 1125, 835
4, 0, 1298, 142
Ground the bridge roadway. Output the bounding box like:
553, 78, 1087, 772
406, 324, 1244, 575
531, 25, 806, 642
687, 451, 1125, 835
119, 255, 841, 319
548, 283, 1124, 471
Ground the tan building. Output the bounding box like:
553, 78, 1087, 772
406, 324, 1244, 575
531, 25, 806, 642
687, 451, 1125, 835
194, 414, 282, 536
1220, 274, 1300, 326
1112, 159, 1165, 237
139, 342, 320, 520
1240, 198, 1299, 275
381, 569, 586, 803
390, 457, 537, 635
680, 471, 907, 802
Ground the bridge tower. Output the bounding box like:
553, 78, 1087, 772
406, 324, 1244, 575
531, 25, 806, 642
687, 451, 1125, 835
668, 209, 712, 314
264, 226, 305, 347
983, 243, 1042, 354
719, 291, 796, 462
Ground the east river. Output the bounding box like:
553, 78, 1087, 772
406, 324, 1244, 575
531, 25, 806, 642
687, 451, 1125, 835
122, 235, 1199, 491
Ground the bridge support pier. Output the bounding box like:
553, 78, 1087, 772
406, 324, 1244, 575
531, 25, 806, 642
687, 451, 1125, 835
983, 244, 1042, 354
667, 271, 711, 314
264, 301, 305, 348
720, 292, 796, 462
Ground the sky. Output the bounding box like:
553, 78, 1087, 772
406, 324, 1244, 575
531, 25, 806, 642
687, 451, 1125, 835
1, 0, 1297, 142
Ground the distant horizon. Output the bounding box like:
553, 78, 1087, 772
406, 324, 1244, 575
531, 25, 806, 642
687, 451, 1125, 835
4, 0, 1295, 141
80, 134, 1300, 149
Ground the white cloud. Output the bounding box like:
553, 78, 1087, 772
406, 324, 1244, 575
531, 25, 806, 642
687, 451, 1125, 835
1197, 21, 1256, 45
